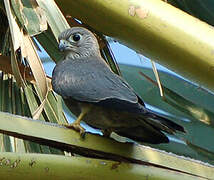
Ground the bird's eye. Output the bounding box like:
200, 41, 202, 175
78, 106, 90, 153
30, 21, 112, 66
71, 33, 81, 42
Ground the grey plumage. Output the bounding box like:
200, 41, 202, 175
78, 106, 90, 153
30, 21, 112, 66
52, 27, 185, 144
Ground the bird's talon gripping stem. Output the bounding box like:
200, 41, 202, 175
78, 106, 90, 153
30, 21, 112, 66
64, 105, 91, 137
69, 122, 85, 135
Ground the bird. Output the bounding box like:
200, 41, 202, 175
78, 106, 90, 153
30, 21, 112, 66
52, 27, 185, 144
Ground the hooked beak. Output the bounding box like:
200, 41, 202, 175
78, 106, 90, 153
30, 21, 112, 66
59, 39, 70, 52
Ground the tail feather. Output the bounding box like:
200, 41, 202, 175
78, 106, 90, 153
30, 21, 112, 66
116, 126, 169, 144
144, 109, 185, 134
115, 109, 185, 144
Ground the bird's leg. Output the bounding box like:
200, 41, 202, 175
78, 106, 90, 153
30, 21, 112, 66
65, 105, 91, 135
102, 129, 112, 138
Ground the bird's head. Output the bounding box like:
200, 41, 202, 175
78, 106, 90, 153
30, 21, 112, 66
58, 27, 100, 59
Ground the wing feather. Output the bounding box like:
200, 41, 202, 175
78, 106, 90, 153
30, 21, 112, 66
52, 57, 144, 112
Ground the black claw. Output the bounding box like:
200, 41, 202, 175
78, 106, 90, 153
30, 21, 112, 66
80, 131, 86, 139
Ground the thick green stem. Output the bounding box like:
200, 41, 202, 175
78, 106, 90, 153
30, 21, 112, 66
0, 152, 206, 180
0, 111, 212, 179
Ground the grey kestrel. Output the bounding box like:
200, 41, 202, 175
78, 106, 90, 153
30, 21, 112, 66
52, 27, 185, 144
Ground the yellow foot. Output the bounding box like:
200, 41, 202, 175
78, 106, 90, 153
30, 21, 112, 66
64, 123, 85, 136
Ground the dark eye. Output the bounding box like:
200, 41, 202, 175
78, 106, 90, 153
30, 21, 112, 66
72, 34, 81, 41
